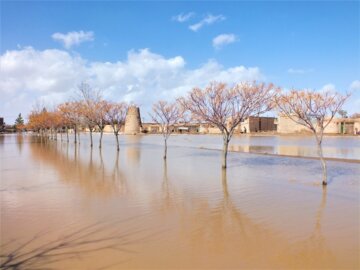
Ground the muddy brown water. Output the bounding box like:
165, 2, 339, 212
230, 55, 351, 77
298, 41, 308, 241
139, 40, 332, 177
1, 133, 359, 269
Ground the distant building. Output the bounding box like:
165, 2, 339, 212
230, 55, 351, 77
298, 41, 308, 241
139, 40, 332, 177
277, 115, 360, 135
277, 115, 310, 134
141, 123, 200, 134
198, 117, 276, 134
172, 123, 199, 133
198, 123, 222, 134
124, 106, 142, 135
238, 117, 277, 133
324, 118, 360, 135
142, 123, 161, 133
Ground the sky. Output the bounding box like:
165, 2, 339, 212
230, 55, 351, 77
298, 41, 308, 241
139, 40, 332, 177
0, 0, 359, 123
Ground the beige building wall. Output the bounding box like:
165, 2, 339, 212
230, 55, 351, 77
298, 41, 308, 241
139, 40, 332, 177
278, 115, 360, 135
354, 121, 360, 135
323, 121, 338, 134
277, 115, 311, 134
199, 124, 222, 134
238, 120, 250, 133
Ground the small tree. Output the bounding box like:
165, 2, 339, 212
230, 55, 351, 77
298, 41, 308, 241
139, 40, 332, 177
180, 81, 277, 168
275, 89, 349, 185
14, 113, 25, 131
77, 82, 103, 147
338, 109, 348, 118
106, 102, 128, 151
93, 100, 109, 149
150, 100, 183, 160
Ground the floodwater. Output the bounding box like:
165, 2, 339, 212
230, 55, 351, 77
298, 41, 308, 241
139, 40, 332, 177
1, 133, 359, 269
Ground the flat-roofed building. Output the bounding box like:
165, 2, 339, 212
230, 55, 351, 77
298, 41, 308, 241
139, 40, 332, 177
277, 115, 360, 135
238, 117, 277, 133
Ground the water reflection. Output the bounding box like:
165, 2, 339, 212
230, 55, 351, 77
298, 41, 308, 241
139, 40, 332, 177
277, 186, 336, 268
16, 134, 24, 154
0, 218, 148, 270
126, 136, 141, 166
1, 135, 359, 269
229, 143, 357, 161
28, 137, 126, 197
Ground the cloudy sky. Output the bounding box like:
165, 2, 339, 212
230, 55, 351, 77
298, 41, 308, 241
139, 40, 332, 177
1, 1, 359, 123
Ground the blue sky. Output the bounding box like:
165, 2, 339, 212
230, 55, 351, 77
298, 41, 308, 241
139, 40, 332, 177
1, 1, 359, 122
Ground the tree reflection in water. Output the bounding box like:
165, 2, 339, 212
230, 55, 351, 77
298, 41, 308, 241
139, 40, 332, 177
0, 218, 147, 270
276, 186, 336, 267
28, 137, 128, 197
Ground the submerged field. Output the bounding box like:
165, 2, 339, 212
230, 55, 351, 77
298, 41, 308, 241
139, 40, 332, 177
1, 133, 359, 269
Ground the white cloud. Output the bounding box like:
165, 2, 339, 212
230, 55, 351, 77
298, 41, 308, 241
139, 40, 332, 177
350, 80, 360, 91
189, 14, 225, 32
212, 34, 237, 49
52, 31, 94, 49
172, 12, 195, 23
319, 83, 337, 95
287, 68, 314, 74
0, 47, 262, 122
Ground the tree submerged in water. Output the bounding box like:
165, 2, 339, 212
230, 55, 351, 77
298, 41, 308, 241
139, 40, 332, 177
150, 100, 184, 160
275, 89, 350, 185
179, 81, 277, 169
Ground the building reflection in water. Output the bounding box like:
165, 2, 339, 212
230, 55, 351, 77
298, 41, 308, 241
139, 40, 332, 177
125, 135, 141, 166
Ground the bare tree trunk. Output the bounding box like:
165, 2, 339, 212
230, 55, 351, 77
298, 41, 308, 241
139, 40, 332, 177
221, 168, 229, 198
99, 130, 103, 149
89, 128, 93, 148
74, 126, 77, 144
222, 135, 229, 169
115, 132, 120, 151
60, 129, 62, 141
66, 127, 69, 143
315, 133, 327, 185
163, 138, 168, 160
317, 141, 327, 185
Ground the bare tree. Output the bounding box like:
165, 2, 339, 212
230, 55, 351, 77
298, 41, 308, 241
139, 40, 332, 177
77, 82, 102, 148
106, 102, 128, 151
275, 89, 349, 185
93, 100, 109, 149
150, 100, 183, 160
180, 81, 277, 168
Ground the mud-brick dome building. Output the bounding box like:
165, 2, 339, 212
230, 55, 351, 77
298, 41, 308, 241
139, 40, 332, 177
124, 106, 142, 135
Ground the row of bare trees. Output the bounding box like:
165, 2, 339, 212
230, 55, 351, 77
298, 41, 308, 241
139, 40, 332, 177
151, 81, 349, 186
27, 81, 349, 185
28, 82, 128, 151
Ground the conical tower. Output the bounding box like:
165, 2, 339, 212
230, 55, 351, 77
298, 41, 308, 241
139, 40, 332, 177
124, 106, 142, 135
